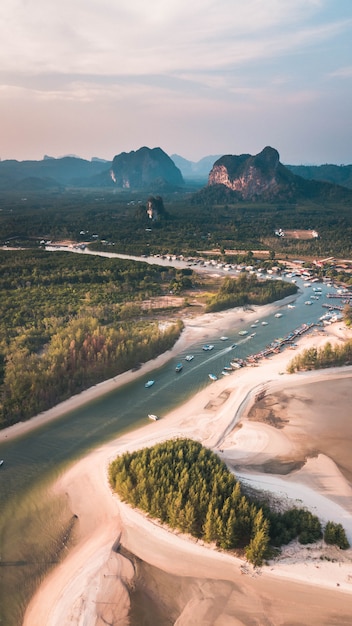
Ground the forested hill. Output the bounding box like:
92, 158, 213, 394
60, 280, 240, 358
286, 163, 352, 190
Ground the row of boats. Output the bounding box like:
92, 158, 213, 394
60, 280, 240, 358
145, 354, 196, 388
208, 322, 315, 379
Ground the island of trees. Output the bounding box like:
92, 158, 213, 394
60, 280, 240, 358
205, 274, 297, 313
109, 438, 349, 567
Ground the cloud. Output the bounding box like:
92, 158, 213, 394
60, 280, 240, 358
1, 0, 348, 78
1, 0, 352, 163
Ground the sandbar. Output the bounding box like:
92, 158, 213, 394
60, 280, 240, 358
17, 303, 352, 625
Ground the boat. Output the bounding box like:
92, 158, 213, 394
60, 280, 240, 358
274, 313, 283, 318
250, 323, 258, 328
249, 332, 256, 338
185, 354, 194, 361
221, 370, 230, 376
261, 321, 268, 326
305, 300, 312, 305
220, 336, 228, 341
208, 373, 218, 381
238, 330, 248, 336
0, 460, 3, 467
145, 380, 155, 388
223, 366, 233, 372
175, 363, 183, 372
231, 343, 237, 349
148, 414, 159, 421
287, 304, 295, 309
202, 344, 214, 351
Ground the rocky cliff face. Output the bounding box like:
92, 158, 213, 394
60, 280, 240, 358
208, 147, 293, 200
110, 147, 184, 190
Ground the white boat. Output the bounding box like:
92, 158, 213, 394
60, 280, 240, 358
0, 460, 3, 467
250, 323, 258, 328
274, 313, 283, 318
175, 363, 183, 372
145, 380, 155, 388
238, 330, 248, 336
148, 414, 159, 421
185, 354, 194, 361
221, 370, 230, 376
261, 321, 268, 326
208, 373, 218, 381
304, 300, 312, 305
249, 332, 256, 338
203, 344, 214, 351
220, 336, 228, 341
287, 304, 295, 309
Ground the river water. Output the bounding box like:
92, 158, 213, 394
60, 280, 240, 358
0, 273, 345, 625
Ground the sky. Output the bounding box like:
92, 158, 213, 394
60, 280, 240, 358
0, 0, 352, 165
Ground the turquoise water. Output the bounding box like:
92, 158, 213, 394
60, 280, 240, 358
0, 278, 339, 624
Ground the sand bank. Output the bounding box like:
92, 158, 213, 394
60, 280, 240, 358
22, 310, 352, 625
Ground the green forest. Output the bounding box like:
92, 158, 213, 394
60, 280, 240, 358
1, 186, 352, 258
205, 274, 297, 312
109, 439, 349, 567
0, 249, 186, 427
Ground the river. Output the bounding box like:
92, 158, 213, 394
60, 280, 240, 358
0, 265, 344, 625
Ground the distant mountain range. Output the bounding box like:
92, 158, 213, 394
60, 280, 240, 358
0, 147, 351, 198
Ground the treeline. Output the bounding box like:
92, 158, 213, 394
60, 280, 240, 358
109, 439, 349, 567
205, 274, 298, 313
2, 187, 352, 258
287, 339, 352, 373
0, 250, 186, 428
1, 316, 182, 427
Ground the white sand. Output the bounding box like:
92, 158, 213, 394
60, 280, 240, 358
17, 305, 352, 625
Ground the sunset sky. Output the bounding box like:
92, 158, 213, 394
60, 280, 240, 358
1, 0, 351, 164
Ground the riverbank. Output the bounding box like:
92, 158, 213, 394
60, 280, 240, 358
22, 306, 352, 624
0, 298, 284, 443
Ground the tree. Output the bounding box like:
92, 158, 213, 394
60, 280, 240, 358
324, 521, 350, 549
245, 517, 270, 567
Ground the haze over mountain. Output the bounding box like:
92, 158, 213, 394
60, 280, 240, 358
110, 147, 183, 190
1, 146, 352, 198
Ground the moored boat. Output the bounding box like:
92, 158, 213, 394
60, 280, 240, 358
203, 344, 214, 351
145, 380, 155, 388
185, 354, 194, 361
238, 330, 248, 336
175, 363, 183, 372
148, 414, 159, 421
208, 373, 218, 381
0, 460, 4, 467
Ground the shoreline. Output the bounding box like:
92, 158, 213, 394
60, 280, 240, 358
20, 304, 352, 624
0, 298, 284, 443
